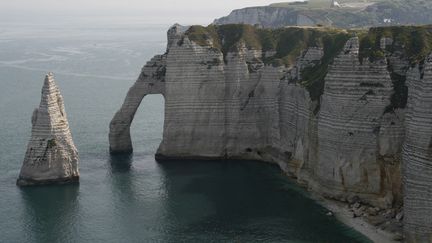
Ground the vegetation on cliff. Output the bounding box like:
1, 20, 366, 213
186, 24, 432, 104
186, 24, 350, 66
186, 24, 351, 100
358, 25, 432, 111
299, 32, 351, 100
359, 25, 432, 64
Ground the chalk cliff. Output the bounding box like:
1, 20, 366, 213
403, 55, 432, 242
214, 7, 301, 28
17, 73, 79, 186
214, 0, 432, 29
110, 55, 166, 154
110, 24, 432, 241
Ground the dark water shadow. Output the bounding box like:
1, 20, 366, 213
19, 184, 79, 243
109, 154, 133, 173
107, 153, 158, 241
107, 154, 135, 199
156, 160, 371, 243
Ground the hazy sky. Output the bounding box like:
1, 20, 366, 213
0, 0, 294, 25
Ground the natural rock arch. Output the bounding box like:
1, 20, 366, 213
109, 24, 432, 241
109, 54, 166, 154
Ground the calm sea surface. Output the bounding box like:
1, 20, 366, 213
0, 18, 370, 243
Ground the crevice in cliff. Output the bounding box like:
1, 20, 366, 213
300, 32, 351, 102
240, 70, 263, 111
356, 26, 432, 115
384, 60, 408, 114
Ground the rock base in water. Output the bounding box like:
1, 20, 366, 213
155, 153, 225, 162
17, 73, 79, 187
16, 176, 79, 187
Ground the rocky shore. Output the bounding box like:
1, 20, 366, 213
318, 196, 403, 243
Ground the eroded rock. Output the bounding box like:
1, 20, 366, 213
110, 24, 432, 241
17, 73, 79, 186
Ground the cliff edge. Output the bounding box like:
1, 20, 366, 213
110, 24, 432, 242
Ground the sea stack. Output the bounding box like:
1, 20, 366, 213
17, 73, 79, 186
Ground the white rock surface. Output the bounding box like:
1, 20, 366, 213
315, 37, 397, 207
110, 25, 432, 240
109, 55, 166, 154
403, 55, 432, 242
110, 27, 403, 206
17, 73, 79, 186
214, 7, 300, 28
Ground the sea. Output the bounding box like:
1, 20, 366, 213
0, 16, 371, 243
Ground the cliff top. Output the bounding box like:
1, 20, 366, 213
185, 24, 432, 66
270, 0, 375, 9
183, 24, 432, 102
359, 25, 432, 64
186, 24, 350, 67
214, 0, 432, 28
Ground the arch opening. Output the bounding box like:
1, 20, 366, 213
109, 54, 166, 154
130, 94, 165, 155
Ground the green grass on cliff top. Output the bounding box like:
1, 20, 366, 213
358, 25, 432, 64
186, 24, 351, 100
186, 24, 351, 67
186, 24, 432, 68
358, 25, 432, 111
185, 24, 432, 101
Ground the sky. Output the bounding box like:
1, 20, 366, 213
0, 0, 295, 25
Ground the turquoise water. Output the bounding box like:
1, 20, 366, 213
0, 19, 370, 242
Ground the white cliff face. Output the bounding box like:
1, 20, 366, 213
214, 7, 299, 28
110, 25, 432, 240
223, 47, 283, 162
214, 7, 329, 28
17, 73, 79, 186
213, 2, 432, 29
157, 37, 226, 158
110, 27, 403, 206
109, 55, 166, 154
315, 37, 397, 207
403, 55, 432, 242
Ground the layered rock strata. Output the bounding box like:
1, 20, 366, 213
17, 73, 79, 186
403, 55, 432, 242
315, 37, 400, 207
109, 55, 166, 154
110, 25, 432, 241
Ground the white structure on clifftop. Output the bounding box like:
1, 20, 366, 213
331, 0, 341, 8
